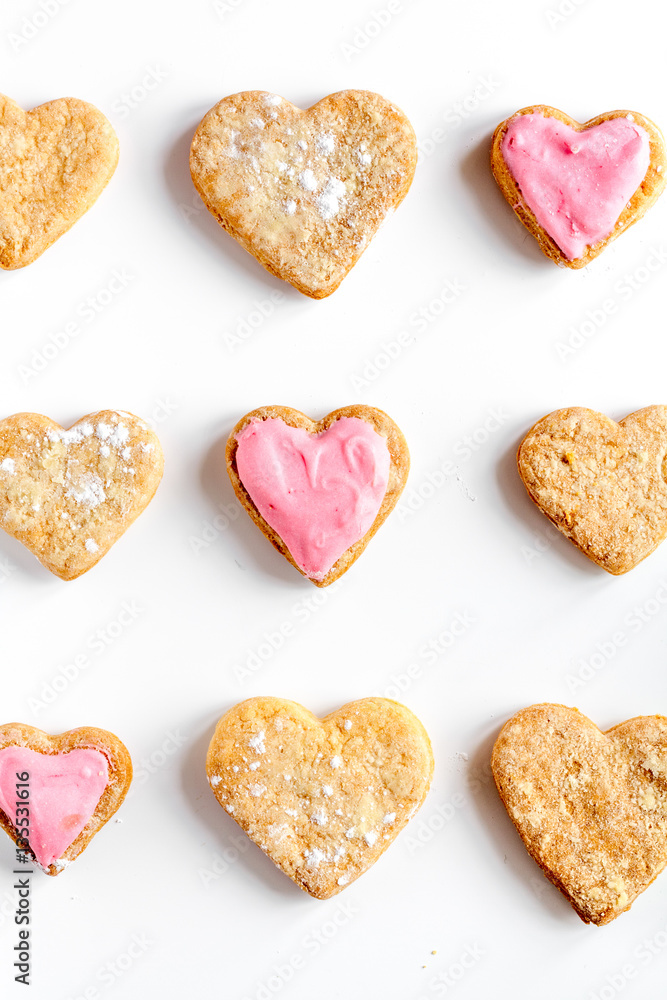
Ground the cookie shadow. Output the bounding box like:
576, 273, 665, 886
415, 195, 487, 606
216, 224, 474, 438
0, 534, 60, 586
182, 712, 304, 900
459, 128, 549, 269
495, 432, 602, 578
468, 722, 575, 925
163, 121, 297, 295
199, 426, 312, 590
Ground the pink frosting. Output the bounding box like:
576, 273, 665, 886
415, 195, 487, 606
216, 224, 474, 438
0, 746, 109, 868
235, 416, 391, 580
501, 112, 651, 259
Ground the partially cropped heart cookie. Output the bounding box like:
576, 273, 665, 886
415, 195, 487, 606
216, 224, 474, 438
206, 697, 433, 898
190, 90, 417, 297
0, 94, 119, 269
0, 723, 132, 874
0, 409, 164, 580
518, 406, 667, 574
491, 105, 666, 267
492, 704, 667, 924
226, 405, 409, 585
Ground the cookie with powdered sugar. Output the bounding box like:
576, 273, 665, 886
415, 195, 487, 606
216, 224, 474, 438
0, 93, 119, 269
206, 697, 433, 898
0, 409, 164, 580
189, 90, 417, 298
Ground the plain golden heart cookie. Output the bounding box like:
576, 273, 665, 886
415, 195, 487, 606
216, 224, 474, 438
190, 90, 417, 298
0, 409, 164, 580
492, 704, 667, 925
517, 406, 667, 574
226, 405, 410, 586
0, 94, 119, 269
0, 723, 132, 875
206, 697, 434, 898
491, 105, 666, 267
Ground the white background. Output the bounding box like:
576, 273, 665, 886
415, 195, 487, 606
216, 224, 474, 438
1, 0, 667, 997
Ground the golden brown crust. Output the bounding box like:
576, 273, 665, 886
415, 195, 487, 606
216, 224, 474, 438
490, 105, 666, 267
206, 696, 433, 898
0, 94, 119, 269
0, 409, 164, 580
517, 405, 667, 574
0, 723, 132, 875
492, 704, 667, 925
190, 90, 417, 298
226, 404, 410, 586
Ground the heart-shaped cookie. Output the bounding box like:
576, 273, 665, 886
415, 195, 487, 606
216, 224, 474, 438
206, 697, 433, 898
190, 90, 417, 298
0, 409, 164, 580
0, 94, 119, 269
0, 723, 132, 875
492, 704, 667, 924
517, 406, 667, 574
226, 405, 409, 585
491, 105, 666, 267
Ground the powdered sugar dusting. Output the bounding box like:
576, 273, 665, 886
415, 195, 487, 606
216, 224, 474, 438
0, 458, 15, 473
249, 731, 266, 754
317, 178, 346, 221
67, 474, 106, 508
298, 169, 317, 192
96, 422, 130, 449
316, 133, 335, 154
304, 847, 327, 869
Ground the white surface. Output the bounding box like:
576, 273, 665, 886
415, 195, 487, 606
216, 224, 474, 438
1, 0, 667, 997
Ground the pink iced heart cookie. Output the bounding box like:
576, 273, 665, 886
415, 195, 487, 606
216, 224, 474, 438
491, 105, 666, 267
0, 724, 132, 874
226, 405, 410, 586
